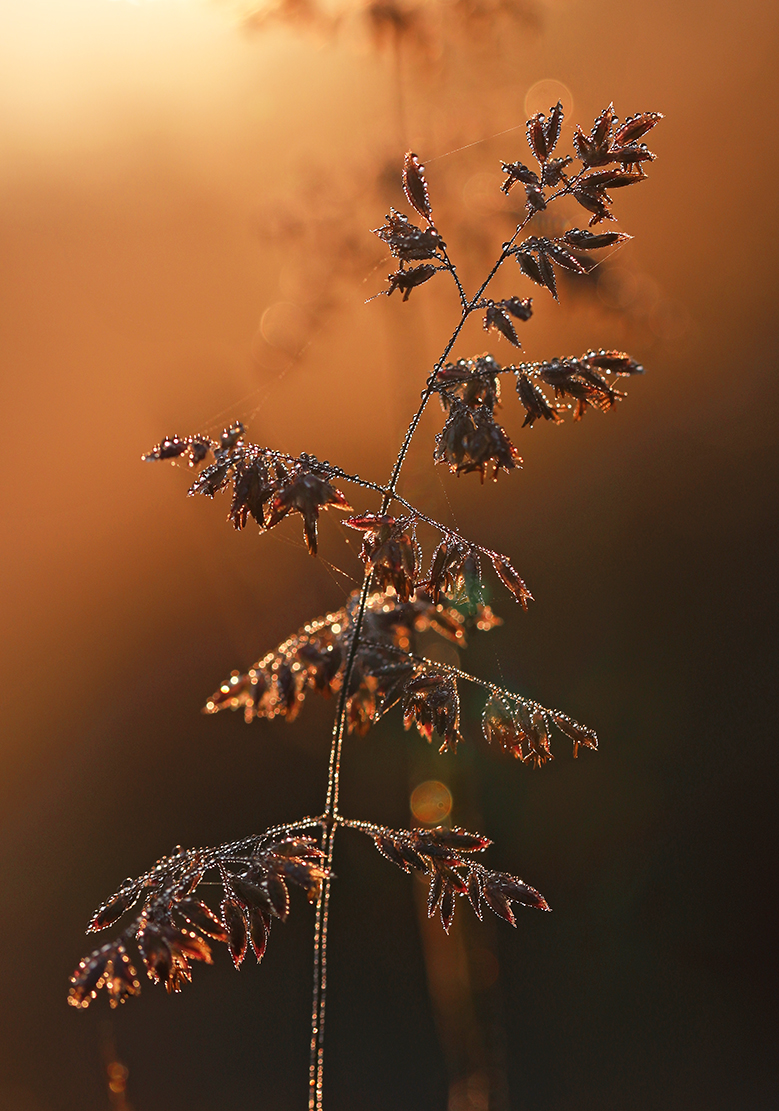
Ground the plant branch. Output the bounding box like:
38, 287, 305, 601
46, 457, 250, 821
307, 202, 553, 1111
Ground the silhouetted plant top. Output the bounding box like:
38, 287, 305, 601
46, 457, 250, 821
71, 97, 661, 1111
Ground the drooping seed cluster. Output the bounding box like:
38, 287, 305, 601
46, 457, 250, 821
69, 834, 327, 1010
203, 584, 595, 761
430, 349, 644, 473
144, 428, 351, 556
370, 824, 549, 932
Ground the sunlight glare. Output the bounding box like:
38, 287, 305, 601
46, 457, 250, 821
410, 780, 452, 825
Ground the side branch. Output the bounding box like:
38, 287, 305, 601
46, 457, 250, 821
69, 818, 328, 1011
340, 820, 549, 931
357, 639, 599, 765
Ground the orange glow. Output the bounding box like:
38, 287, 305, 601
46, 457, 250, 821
106, 1060, 129, 1094
410, 780, 452, 824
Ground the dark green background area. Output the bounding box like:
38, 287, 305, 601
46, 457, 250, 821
1, 1, 776, 1109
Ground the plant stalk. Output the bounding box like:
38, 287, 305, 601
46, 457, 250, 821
307, 207, 535, 1111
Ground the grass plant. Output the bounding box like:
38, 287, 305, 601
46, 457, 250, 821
69, 99, 661, 1111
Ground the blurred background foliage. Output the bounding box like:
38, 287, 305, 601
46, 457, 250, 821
0, 1, 777, 1109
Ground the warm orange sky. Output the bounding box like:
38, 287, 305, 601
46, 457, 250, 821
4, 0, 775, 716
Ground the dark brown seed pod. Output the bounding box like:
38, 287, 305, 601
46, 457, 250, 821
229, 455, 277, 530
526, 112, 548, 163
435, 400, 521, 481
221, 898, 248, 969
578, 167, 625, 189
541, 156, 573, 188
386, 264, 438, 301
374, 835, 412, 871
482, 881, 516, 926
440, 886, 456, 933
266, 468, 351, 556
373, 209, 444, 261
88, 886, 142, 933
572, 185, 613, 225
143, 436, 189, 462
543, 101, 564, 154
426, 537, 454, 603
266, 837, 324, 860
563, 228, 631, 250
440, 864, 468, 897
582, 350, 643, 375
591, 103, 616, 147
609, 144, 656, 165
517, 250, 545, 286
467, 870, 483, 919
189, 459, 234, 497
136, 923, 173, 986
516, 374, 562, 428
536, 250, 558, 299
69, 941, 144, 1009
572, 126, 597, 166
525, 185, 547, 212
395, 841, 427, 872
613, 111, 663, 146
402, 671, 462, 752
68, 944, 114, 1009
169, 928, 213, 968
496, 878, 549, 911
346, 514, 418, 602
410, 840, 458, 860
513, 702, 553, 768
584, 170, 644, 190
229, 876, 275, 915
549, 710, 599, 756
248, 906, 270, 962
277, 859, 327, 902
482, 695, 521, 755
490, 554, 533, 608
500, 161, 540, 194
427, 870, 444, 915
220, 421, 245, 450
103, 945, 143, 1008
265, 873, 290, 920
188, 437, 211, 464
402, 152, 433, 221
176, 899, 229, 942
421, 827, 491, 852
501, 296, 533, 321
611, 172, 648, 189
543, 239, 587, 274
484, 304, 521, 346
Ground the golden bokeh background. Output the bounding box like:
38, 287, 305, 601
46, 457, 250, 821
1, 1, 777, 1109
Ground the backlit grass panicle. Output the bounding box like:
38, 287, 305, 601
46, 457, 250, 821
71, 99, 661, 1111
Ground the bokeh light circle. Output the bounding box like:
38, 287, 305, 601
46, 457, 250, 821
259, 300, 310, 353
410, 780, 453, 824
524, 79, 574, 120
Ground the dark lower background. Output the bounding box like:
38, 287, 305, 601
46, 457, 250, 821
1, 1, 777, 1109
